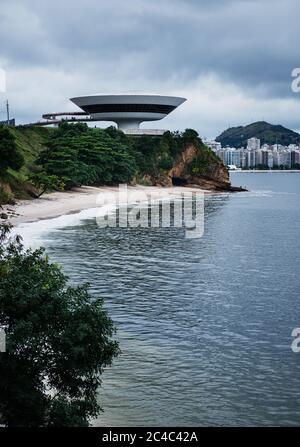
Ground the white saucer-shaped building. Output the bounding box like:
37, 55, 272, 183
70, 94, 186, 131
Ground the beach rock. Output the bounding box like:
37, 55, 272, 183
152, 174, 173, 187
143, 142, 245, 192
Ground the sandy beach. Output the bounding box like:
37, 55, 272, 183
3, 184, 209, 227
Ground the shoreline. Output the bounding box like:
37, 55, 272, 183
3, 184, 212, 227
230, 170, 300, 173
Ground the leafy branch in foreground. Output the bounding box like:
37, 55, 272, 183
0, 224, 119, 426
29, 172, 65, 197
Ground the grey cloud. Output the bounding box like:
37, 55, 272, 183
0, 0, 299, 134
2, 0, 298, 91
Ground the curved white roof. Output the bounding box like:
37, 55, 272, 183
69, 94, 186, 130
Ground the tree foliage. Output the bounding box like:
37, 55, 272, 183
29, 172, 65, 197
38, 123, 137, 188
36, 123, 222, 188
0, 125, 24, 173
0, 223, 119, 426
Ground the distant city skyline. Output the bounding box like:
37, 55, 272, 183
207, 137, 300, 169
0, 0, 300, 138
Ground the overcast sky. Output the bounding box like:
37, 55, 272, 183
0, 0, 299, 138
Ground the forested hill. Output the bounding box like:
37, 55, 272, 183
0, 122, 234, 206
216, 121, 300, 148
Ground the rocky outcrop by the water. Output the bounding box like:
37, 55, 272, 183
143, 143, 246, 192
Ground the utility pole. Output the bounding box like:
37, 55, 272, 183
6, 100, 10, 125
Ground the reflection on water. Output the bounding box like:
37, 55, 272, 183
36, 174, 300, 426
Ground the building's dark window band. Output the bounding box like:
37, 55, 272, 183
81, 104, 176, 114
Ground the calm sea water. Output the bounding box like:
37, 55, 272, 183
34, 173, 300, 426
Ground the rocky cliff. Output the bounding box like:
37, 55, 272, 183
143, 142, 244, 192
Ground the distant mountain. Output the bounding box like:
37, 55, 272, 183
216, 121, 300, 148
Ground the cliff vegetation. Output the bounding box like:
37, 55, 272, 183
0, 122, 233, 206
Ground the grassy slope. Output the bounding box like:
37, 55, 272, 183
0, 127, 51, 203
9, 127, 51, 177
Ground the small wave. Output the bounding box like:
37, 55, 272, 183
231, 190, 297, 198
12, 207, 102, 248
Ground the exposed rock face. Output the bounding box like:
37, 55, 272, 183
153, 174, 173, 187
169, 144, 198, 179
169, 144, 232, 190
144, 143, 245, 191
189, 163, 232, 190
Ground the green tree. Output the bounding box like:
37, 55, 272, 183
37, 139, 89, 188
75, 132, 137, 184
130, 135, 161, 176
182, 128, 199, 143
0, 126, 24, 173
159, 153, 174, 171
29, 172, 65, 197
0, 223, 119, 426
38, 124, 137, 188
160, 131, 182, 159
